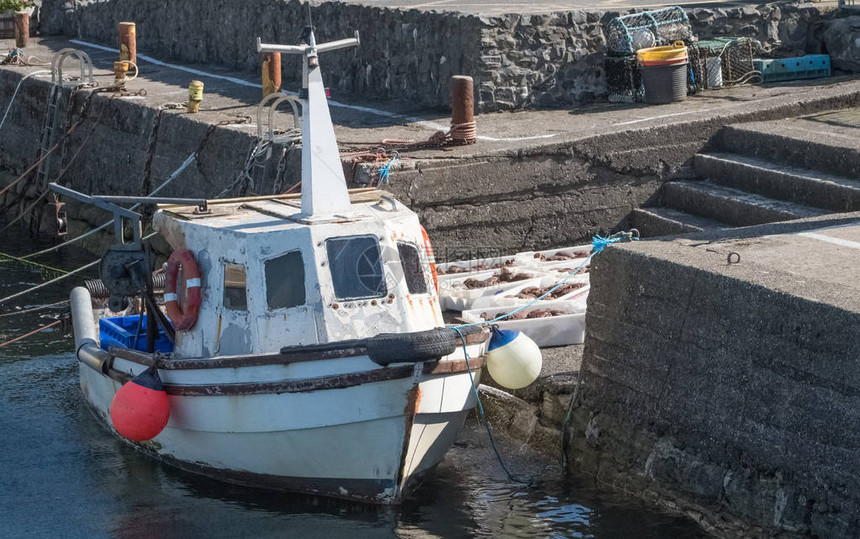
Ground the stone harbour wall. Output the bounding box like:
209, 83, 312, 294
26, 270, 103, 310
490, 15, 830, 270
476, 3, 830, 110
0, 69, 301, 252
42, 0, 484, 110
33, 0, 852, 111
565, 238, 860, 538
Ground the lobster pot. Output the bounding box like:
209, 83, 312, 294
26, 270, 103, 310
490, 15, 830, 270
605, 55, 642, 103
640, 62, 688, 104
605, 7, 692, 56
694, 38, 756, 88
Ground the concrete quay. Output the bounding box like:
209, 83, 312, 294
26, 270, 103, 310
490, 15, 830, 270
559, 213, 860, 538
2, 36, 860, 260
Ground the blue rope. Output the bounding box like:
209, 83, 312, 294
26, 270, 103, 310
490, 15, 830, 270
451, 232, 637, 330
377, 155, 398, 185
446, 230, 638, 485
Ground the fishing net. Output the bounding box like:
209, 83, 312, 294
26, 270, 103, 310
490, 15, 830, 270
605, 55, 642, 103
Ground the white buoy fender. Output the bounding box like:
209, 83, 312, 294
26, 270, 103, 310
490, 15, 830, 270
486, 326, 542, 390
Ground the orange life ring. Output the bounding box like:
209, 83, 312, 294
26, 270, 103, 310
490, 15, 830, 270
164, 249, 202, 331
420, 225, 439, 292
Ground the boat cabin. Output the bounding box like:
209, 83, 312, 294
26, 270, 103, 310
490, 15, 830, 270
154, 191, 443, 358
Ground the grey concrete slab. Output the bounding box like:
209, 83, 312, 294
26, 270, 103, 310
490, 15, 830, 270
4, 36, 860, 163
624, 212, 860, 314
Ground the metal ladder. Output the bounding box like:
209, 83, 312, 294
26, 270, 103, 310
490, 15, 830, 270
34, 85, 62, 189
35, 49, 95, 190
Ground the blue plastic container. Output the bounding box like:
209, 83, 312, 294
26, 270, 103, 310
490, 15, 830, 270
754, 55, 831, 83
99, 315, 174, 353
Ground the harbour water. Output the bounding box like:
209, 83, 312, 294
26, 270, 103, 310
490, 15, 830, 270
0, 226, 704, 538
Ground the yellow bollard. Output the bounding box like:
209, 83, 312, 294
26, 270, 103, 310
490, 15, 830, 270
114, 61, 129, 86
187, 80, 204, 113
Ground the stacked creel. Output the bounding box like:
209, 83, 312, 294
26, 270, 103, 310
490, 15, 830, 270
636, 41, 689, 104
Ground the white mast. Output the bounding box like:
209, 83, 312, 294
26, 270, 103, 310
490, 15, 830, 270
257, 30, 360, 218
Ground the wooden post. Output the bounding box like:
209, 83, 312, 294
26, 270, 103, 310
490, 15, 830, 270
14, 12, 29, 49
262, 52, 282, 98
187, 80, 204, 113
119, 22, 137, 64
450, 75, 476, 145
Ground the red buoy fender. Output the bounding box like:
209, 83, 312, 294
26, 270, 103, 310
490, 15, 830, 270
110, 367, 170, 441
420, 226, 439, 292
165, 249, 202, 331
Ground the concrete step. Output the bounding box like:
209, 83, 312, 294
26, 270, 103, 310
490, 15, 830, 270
662, 180, 827, 227
631, 206, 728, 238
694, 152, 860, 213
716, 121, 860, 179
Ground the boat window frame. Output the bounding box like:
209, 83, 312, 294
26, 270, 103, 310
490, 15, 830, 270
325, 234, 388, 301
263, 249, 307, 312
396, 241, 429, 295
222, 261, 249, 311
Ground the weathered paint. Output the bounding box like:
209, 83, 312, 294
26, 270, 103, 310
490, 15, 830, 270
78, 353, 483, 503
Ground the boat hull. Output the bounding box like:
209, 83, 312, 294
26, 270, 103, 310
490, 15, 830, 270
79, 355, 480, 504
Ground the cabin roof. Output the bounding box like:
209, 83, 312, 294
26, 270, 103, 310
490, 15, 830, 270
154, 188, 407, 237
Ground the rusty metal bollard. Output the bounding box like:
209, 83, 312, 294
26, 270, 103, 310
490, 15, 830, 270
450, 75, 476, 145
14, 12, 29, 49
262, 52, 282, 98
119, 22, 137, 65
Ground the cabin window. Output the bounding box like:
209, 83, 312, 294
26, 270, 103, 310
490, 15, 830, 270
223, 263, 248, 310
397, 242, 428, 295
326, 235, 387, 300
265, 251, 306, 310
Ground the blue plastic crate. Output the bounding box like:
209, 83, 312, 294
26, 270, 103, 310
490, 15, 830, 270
754, 55, 831, 83
99, 315, 174, 353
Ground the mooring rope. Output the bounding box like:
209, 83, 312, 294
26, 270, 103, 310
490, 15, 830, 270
0, 232, 157, 306
448, 230, 639, 484
450, 231, 638, 330
0, 251, 68, 279
0, 259, 99, 306
0, 122, 82, 200
376, 154, 398, 186
452, 326, 535, 486
0, 318, 64, 349
0, 299, 70, 319
20, 151, 198, 259
0, 97, 110, 237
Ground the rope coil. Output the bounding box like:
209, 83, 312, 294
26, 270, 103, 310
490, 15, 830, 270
449, 121, 477, 145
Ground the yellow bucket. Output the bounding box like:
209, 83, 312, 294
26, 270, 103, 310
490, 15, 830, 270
637, 41, 688, 64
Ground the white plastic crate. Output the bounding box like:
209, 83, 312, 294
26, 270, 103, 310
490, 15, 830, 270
515, 245, 593, 270
469, 275, 590, 311
436, 255, 519, 281
461, 300, 587, 347
439, 267, 546, 312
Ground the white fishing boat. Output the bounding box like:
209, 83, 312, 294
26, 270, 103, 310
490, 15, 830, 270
61, 29, 491, 504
